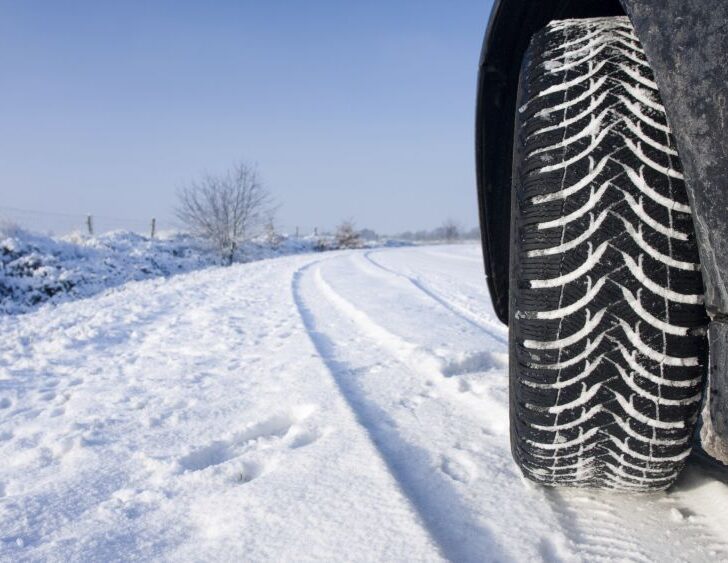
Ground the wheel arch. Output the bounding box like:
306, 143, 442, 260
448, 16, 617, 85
476, 0, 728, 324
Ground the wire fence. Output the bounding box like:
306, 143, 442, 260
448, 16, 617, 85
0, 205, 326, 239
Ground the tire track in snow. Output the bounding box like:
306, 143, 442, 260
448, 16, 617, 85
291, 261, 518, 563
543, 484, 728, 562
294, 259, 580, 562
361, 251, 508, 346
313, 258, 507, 420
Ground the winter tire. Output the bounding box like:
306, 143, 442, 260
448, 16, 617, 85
509, 16, 708, 491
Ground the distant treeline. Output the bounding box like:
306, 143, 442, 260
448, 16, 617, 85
353, 220, 480, 242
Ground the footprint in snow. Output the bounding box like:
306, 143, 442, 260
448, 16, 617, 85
236, 460, 267, 484
178, 405, 320, 474
440, 452, 478, 484
289, 427, 326, 449
399, 396, 423, 411
442, 351, 501, 377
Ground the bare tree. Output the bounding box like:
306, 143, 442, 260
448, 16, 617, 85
335, 219, 362, 249
176, 162, 274, 264
441, 219, 460, 242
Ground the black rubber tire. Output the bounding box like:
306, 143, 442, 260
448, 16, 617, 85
509, 16, 709, 491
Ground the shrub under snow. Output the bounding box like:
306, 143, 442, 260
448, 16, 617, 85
0, 229, 215, 315
0, 226, 411, 315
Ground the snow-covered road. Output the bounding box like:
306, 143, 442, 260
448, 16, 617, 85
2, 245, 728, 561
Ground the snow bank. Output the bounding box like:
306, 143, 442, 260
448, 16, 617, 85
0, 229, 212, 315
0, 227, 409, 315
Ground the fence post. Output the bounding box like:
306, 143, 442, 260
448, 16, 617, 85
314, 227, 318, 236
295, 226, 299, 238
150, 218, 156, 239
86, 214, 94, 236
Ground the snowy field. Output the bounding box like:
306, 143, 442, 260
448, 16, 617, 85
1, 244, 728, 561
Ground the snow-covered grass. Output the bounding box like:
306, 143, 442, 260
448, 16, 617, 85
0, 227, 407, 315
1, 245, 727, 561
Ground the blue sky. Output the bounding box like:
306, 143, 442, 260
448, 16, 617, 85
0, 1, 492, 234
